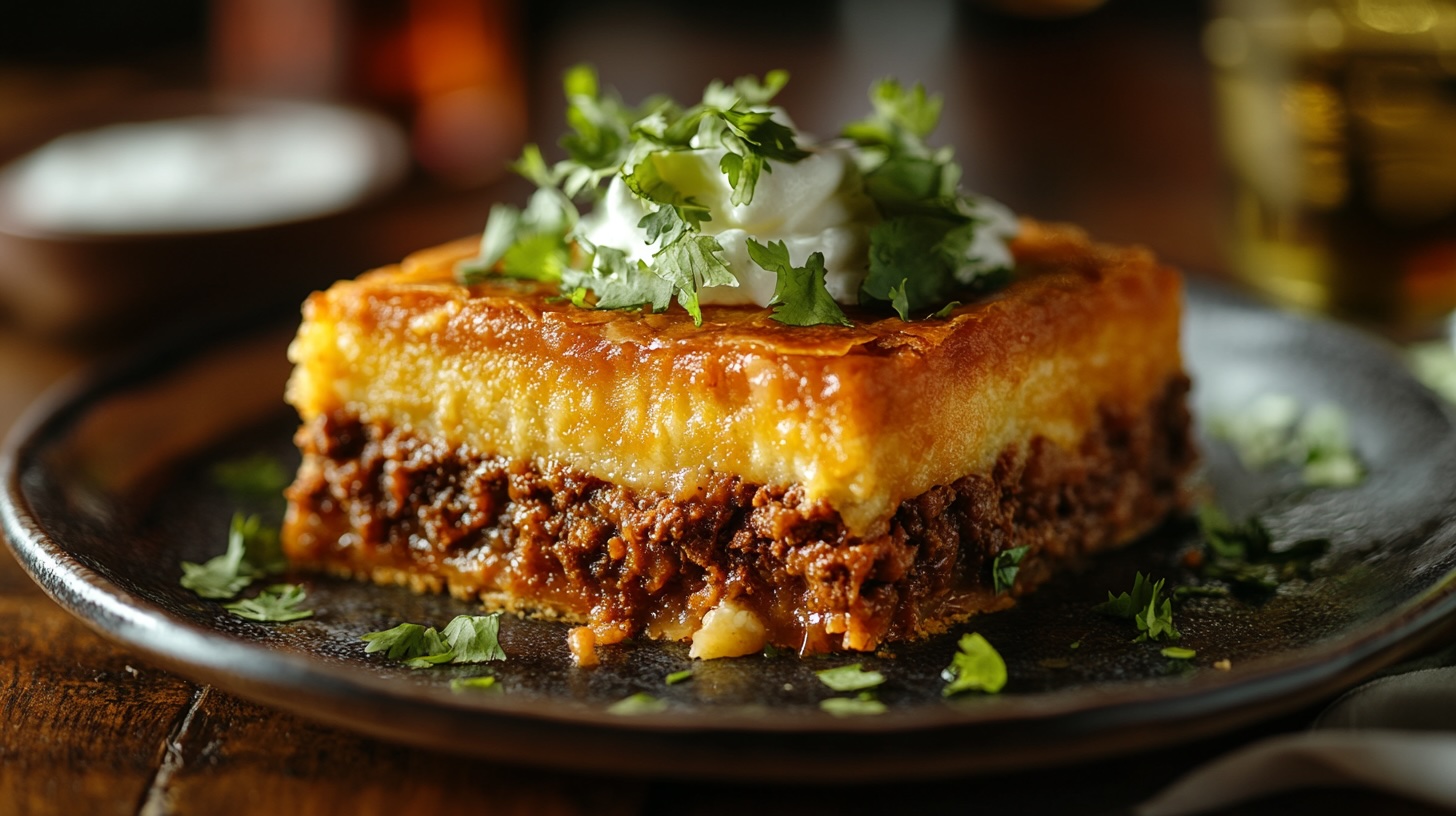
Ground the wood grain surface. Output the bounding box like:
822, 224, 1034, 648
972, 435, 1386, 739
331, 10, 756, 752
0, 6, 1449, 812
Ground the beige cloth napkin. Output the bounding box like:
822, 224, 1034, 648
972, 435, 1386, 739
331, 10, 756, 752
1137, 665, 1456, 815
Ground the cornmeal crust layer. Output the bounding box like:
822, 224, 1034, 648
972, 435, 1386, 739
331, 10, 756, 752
286, 378, 1192, 654
282, 220, 1196, 654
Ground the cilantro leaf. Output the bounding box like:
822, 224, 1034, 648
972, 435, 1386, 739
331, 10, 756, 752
180, 513, 283, 599
746, 239, 852, 327
607, 692, 668, 715
1095, 572, 1180, 642
819, 694, 887, 717
360, 622, 453, 668
862, 216, 964, 316
223, 583, 313, 622
650, 234, 736, 324
402, 628, 456, 669
361, 622, 434, 661
991, 546, 1030, 595
441, 614, 507, 663
1093, 571, 1161, 619
941, 632, 1007, 696
1198, 506, 1330, 592
1210, 396, 1365, 487
210, 454, 290, 499
362, 615, 507, 669
1408, 341, 1456, 404
815, 663, 886, 692
450, 675, 499, 693
562, 243, 674, 313
930, 301, 962, 319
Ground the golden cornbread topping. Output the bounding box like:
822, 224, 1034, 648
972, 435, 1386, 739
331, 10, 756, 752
457, 67, 1018, 326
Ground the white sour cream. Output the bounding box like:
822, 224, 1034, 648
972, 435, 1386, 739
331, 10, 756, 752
578, 143, 880, 306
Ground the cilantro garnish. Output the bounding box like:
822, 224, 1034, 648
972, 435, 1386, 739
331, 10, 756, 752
819, 693, 887, 717
223, 583, 313, 622
441, 614, 507, 663
991, 546, 1030, 595
1197, 506, 1330, 592
607, 692, 668, 716
815, 663, 886, 692
844, 79, 1017, 316
747, 239, 853, 327
458, 67, 1017, 328
361, 614, 507, 669
1094, 572, 1180, 642
1210, 395, 1365, 488
941, 632, 1007, 696
180, 513, 285, 599
450, 675, 499, 693
210, 454, 290, 499
665, 669, 694, 686
1409, 342, 1456, 404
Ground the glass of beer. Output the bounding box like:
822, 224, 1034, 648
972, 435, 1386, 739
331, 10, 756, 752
1206, 0, 1456, 336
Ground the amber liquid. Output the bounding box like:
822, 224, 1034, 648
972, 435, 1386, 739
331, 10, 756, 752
1211, 1, 1456, 333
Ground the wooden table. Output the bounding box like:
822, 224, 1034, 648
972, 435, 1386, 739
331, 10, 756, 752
1, 5, 1452, 813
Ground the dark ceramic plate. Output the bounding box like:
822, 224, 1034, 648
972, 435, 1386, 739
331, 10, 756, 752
6, 283, 1456, 782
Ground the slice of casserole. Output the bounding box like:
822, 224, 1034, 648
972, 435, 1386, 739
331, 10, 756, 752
282, 219, 1195, 657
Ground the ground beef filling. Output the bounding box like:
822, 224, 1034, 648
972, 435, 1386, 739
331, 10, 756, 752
283, 377, 1195, 655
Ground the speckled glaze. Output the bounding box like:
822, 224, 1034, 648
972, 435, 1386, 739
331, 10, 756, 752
4, 282, 1456, 782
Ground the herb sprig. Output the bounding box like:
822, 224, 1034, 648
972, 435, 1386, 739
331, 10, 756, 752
942, 632, 1007, 696
459, 67, 1016, 328
180, 513, 287, 600
1094, 572, 1180, 642
1197, 506, 1330, 592
361, 614, 507, 669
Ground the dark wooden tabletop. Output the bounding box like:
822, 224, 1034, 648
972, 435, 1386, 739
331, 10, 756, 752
1, 3, 1453, 813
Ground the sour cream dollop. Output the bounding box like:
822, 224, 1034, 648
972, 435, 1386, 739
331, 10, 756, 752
578, 143, 880, 307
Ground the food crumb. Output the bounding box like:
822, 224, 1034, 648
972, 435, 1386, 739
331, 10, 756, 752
1182, 549, 1205, 569
1213, 659, 1232, 671
568, 626, 599, 667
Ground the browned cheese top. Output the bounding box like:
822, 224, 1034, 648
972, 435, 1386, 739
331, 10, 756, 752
286, 219, 1185, 536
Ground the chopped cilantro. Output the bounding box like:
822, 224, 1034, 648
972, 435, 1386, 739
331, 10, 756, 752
1409, 342, 1456, 404
991, 546, 1030, 595
210, 454, 290, 499
1197, 506, 1329, 592
223, 583, 313, 622
746, 239, 852, 327
815, 663, 886, 692
441, 614, 507, 663
843, 79, 1017, 317
1094, 572, 1180, 642
1161, 647, 1197, 660
180, 513, 285, 599
930, 301, 962, 319
941, 632, 1007, 696
1210, 395, 1364, 487
665, 669, 694, 686
819, 694, 887, 717
361, 614, 506, 668
456, 68, 1017, 327
607, 692, 668, 715
450, 675, 499, 692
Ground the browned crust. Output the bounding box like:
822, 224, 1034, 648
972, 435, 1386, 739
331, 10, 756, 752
283, 376, 1195, 654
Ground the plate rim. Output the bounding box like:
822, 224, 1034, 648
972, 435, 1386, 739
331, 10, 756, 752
6, 285, 1456, 780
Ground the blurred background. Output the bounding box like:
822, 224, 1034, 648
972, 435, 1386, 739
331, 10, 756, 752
0, 0, 1218, 348
2, 0, 1455, 359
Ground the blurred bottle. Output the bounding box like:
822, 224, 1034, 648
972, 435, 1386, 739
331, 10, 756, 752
1207, 0, 1456, 335
212, 0, 526, 187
